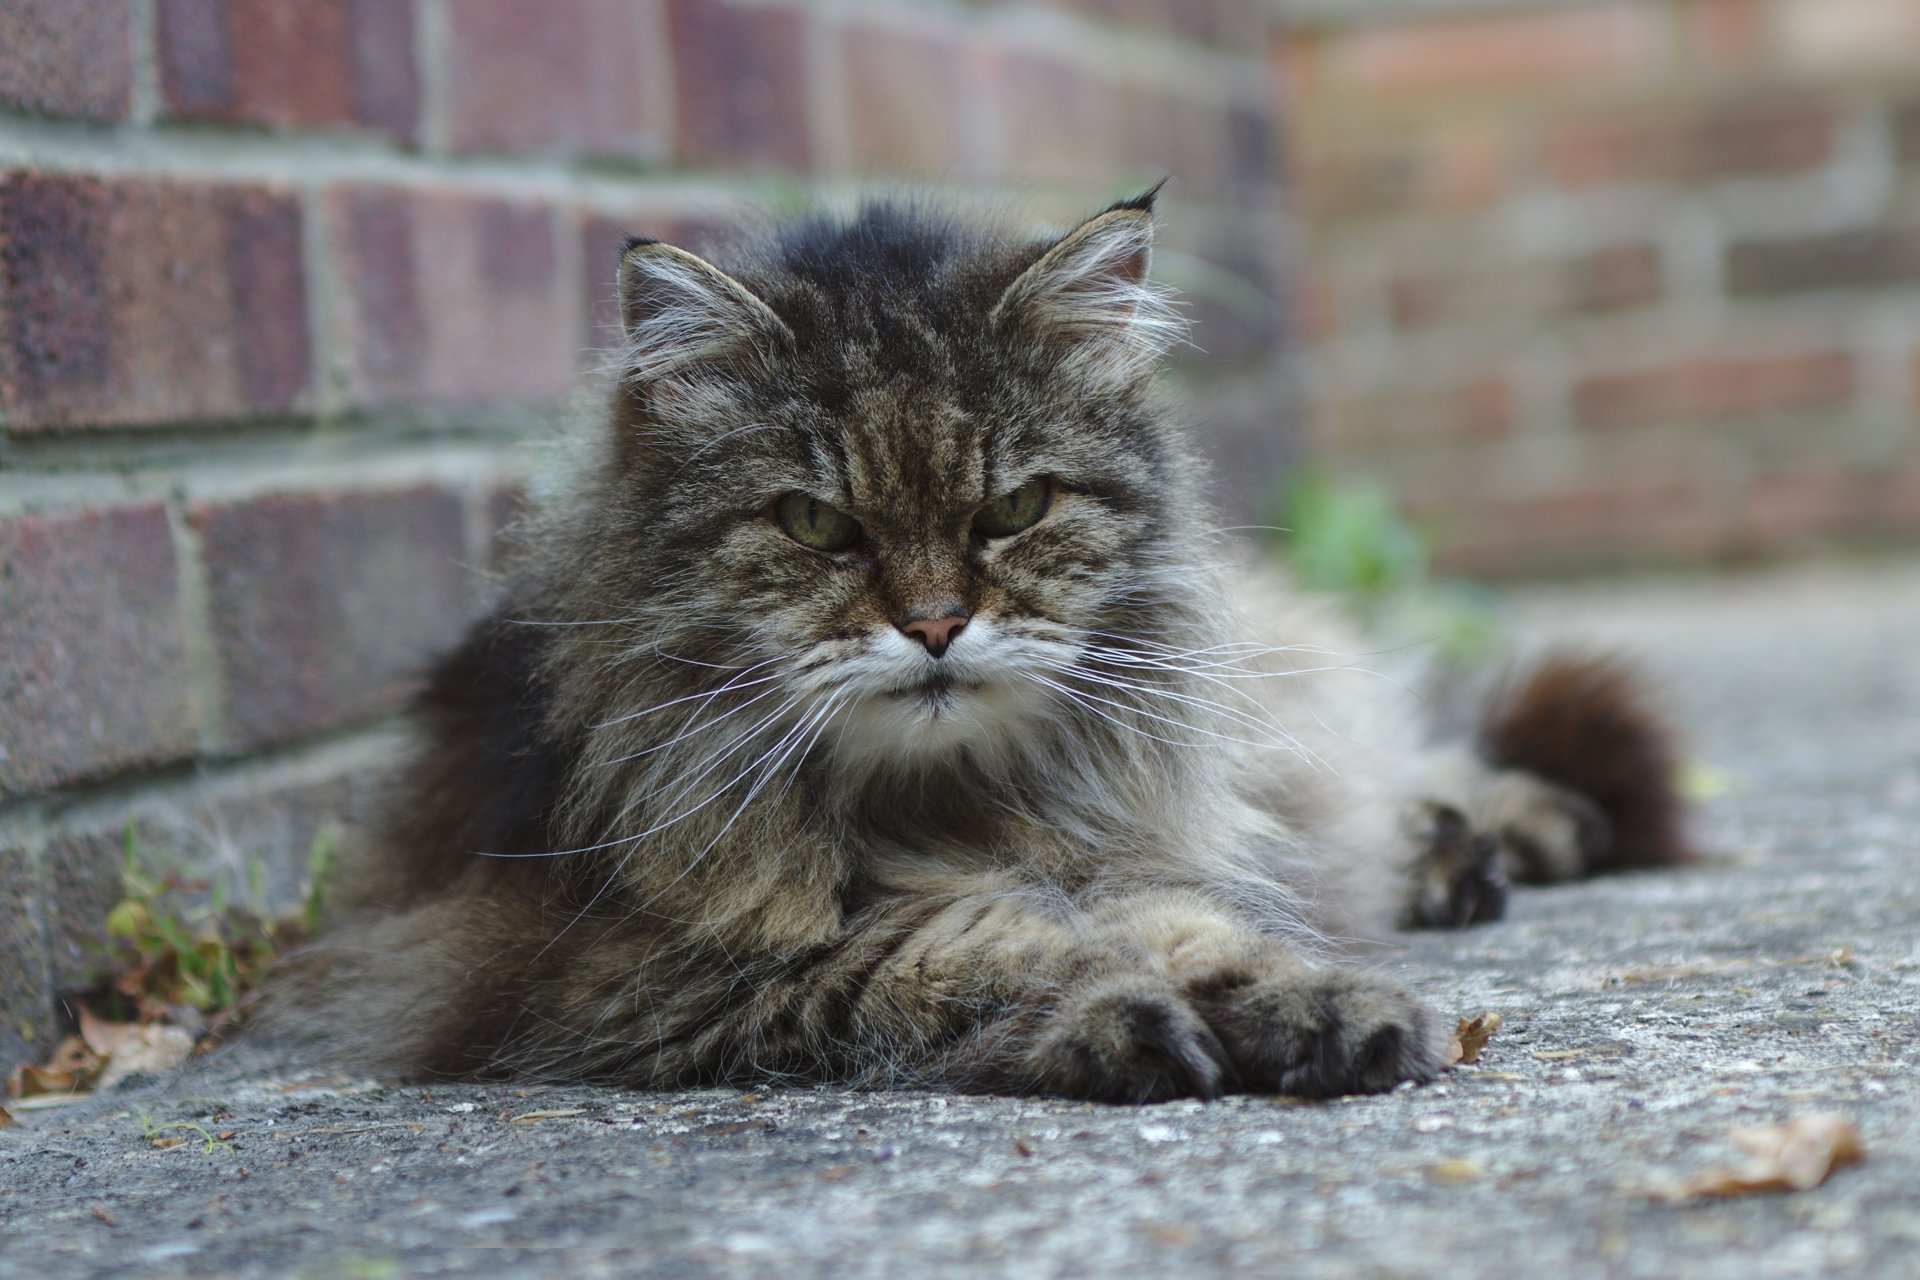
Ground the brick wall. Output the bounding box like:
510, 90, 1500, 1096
1280, 0, 1920, 574
0, 1, 1287, 1061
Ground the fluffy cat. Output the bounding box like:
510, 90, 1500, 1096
281, 191, 1686, 1102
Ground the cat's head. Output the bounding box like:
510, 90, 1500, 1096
592, 192, 1213, 770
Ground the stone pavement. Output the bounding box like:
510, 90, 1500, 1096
3, 557, 1917, 1279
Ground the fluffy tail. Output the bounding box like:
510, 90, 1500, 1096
1478, 652, 1692, 871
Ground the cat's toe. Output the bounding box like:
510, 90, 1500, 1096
1189, 966, 1444, 1097
1406, 803, 1510, 928
1491, 778, 1609, 884
1030, 978, 1230, 1102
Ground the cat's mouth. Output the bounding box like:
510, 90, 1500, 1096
887, 672, 984, 710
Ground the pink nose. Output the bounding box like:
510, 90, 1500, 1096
900, 612, 969, 659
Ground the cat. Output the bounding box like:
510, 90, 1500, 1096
277, 190, 1687, 1102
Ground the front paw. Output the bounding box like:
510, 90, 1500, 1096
1185, 963, 1445, 1097
1028, 975, 1232, 1103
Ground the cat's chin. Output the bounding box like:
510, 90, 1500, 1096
831, 676, 1041, 768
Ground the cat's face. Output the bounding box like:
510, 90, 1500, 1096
608, 198, 1194, 767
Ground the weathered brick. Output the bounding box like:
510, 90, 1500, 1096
1567, 242, 1663, 312
1323, 372, 1514, 447
1896, 99, 1920, 167
1726, 227, 1920, 295
838, 22, 976, 179
328, 187, 576, 407
1321, 4, 1660, 99
0, 839, 50, 1065
1116, 86, 1238, 201
1776, 0, 1920, 74
1428, 478, 1722, 576
667, 0, 811, 172
1732, 466, 1869, 555
0, 505, 197, 799
157, 0, 420, 138
190, 486, 475, 749
1549, 98, 1835, 188
1683, 0, 1770, 72
444, 0, 654, 156
990, 51, 1123, 186
0, 0, 131, 121
1298, 125, 1504, 219
0, 171, 311, 431
1572, 350, 1855, 430
1061, 0, 1235, 47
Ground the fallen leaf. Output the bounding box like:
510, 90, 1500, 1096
7, 1065, 83, 1099
1443, 1012, 1502, 1067
1425, 1160, 1482, 1183
1013, 1137, 1035, 1158
47, 1036, 103, 1078
77, 1008, 145, 1058
509, 1109, 588, 1124
90, 1203, 116, 1226
0, 1103, 13, 1128
1532, 1049, 1586, 1062
820, 1164, 856, 1181
1655, 1113, 1864, 1202
94, 1025, 196, 1091
149, 1136, 187, 1150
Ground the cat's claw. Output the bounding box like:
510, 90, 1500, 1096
1031, 979, 1231, 1103
1186, 966, 1444, 1097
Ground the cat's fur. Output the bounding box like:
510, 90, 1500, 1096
280, 192, 1687, 1102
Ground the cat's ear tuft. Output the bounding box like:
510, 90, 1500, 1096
616, 240, 793, 384
991, 200, 1183, 390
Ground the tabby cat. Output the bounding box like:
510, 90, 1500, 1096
286, 191, 1686, 1101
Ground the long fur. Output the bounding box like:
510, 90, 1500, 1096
268, 196, 1688, 1101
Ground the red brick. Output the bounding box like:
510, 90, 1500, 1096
839, 23, 975, 179
1325, 372, 1514, 447
1061, 0, 1235, 46
157, 0, 419, 138
1427, 478, 1722, 576
1683, 0, 1771, 71
0, 0, 131, 121
1299, 125, 1505, 219
1387, 273, 1447, 330
667, 0, 812, 172
0, 171, 312, 431
1567, 242, 1663, 312
1896, 99, 1920, 167
1324, 5, 1660, 99
0, 505, 197, 798
1731, 466, 1869, 555
990, 51, 1123, 185
1726, 227, 1920, 295
1288, 270, 1337, 346
1549, 98, 1835, 188
444, 0, 654, 157
328, 187, 576, 408
189, 486, 475, 749
1572, 350, 1855, 431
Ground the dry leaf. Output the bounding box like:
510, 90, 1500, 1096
1425, 1160, 1482, 1183
1655, 1113, 1864, 1202
1532, 1049, 1586, 1061
1443, 1012, 1502, 1067
93, 1025, 195, 1091
89, 1203, 116, 1226
7, 1065, 83, 1099
0, 1102, 14, 1129
509, 1108, 588, 1124
77, 1008, 147, 1058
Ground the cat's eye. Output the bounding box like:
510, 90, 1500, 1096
774, 492, 861, 552
973, 476, 1053, 539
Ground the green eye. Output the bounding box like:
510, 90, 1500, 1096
973, 476, 1053, 538
774, 493, 861, 551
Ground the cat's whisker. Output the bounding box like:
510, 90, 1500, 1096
593, 681, 791, 767
588, 659, 787, 729
1039, 668, 1311, 755
1050, 664, 1306, 753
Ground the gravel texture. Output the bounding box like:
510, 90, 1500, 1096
4, 557, 1918, 1279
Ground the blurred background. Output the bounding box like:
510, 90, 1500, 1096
1, 0, 1917, 1061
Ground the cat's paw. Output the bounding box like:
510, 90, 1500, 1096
1475, 772, 1610, 884
1028, 975, 1231, 1103
1184, 963, 1444, 1097
1406, 802, 1510, 928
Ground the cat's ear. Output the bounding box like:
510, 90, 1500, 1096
616, 237, 793, 383
990, 188, 1183, 390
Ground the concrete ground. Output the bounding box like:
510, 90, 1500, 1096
3, 557, 1918, 1279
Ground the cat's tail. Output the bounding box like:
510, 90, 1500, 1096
1477, 651, 1693, 871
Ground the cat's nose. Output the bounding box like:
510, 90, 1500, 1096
899, 609, 970, 659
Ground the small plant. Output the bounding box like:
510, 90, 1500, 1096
93, 819, 334, 1024
1267, 469, 1503, 663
